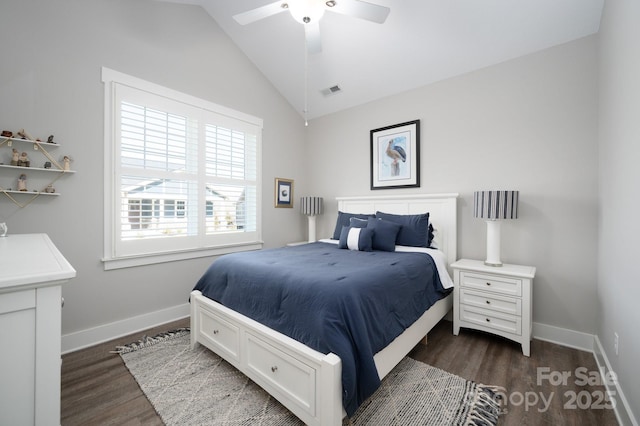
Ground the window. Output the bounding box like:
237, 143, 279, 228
102, 68, 262, 269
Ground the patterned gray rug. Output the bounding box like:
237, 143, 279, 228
116, 329, 501, 425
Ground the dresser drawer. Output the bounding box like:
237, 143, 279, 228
459, 304, 521, 335
246, 332, 316, 416
460, 288, 521, 316
460, 272, 522, 297
198, 307, 240, 362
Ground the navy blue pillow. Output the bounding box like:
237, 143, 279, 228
332, 212, 375, 240
338, 226, 374, 251
367, 217, 401, 252
349, 217, 368, 228
375, 211, 430, 248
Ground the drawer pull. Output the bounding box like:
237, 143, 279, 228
486, 282, 491, 286
486, 300, 491, 304
485, 318, 491, 322
213, 329, 219, 335
271, 366, 278, 373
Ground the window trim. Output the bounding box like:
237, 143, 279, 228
101, 67, 263, 270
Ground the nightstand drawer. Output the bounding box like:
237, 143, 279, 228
460, 272, 522, 297
459, 304, 521, 335
460, 288, 521, 316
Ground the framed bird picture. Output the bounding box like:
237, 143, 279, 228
370, 120, 420, 190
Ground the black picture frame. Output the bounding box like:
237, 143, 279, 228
370, 120, 420, 190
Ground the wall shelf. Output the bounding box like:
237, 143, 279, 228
0, 134, 74, 207
0, 189, 60, 196
1, 136, 60, 149
0, 164, 76, 174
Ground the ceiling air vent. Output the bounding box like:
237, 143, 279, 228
321, 84, 342, 97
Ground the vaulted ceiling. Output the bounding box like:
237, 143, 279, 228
158, 0, 604, 121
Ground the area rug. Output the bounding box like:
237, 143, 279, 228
116, 329, 501, 425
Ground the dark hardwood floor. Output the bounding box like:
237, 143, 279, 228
410, 322, 618, 426
61, 319, 189, 426
61, 318, 618, 425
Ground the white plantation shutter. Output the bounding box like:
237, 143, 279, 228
204, 124, 258, 236
102, 68, 262, 268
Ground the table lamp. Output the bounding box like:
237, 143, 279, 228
300, 196, 323, 242
473, 190, 519, 266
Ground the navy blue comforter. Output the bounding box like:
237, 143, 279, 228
192, 241, 450, 416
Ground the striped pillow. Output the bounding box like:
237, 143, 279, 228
338, 226, 373, 252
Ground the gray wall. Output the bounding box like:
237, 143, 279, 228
0, 0, 308, 337
598, 0, 640, 420
3, 2, 637, 420
307, 36, 599, 335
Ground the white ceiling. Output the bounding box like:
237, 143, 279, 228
158, 0, 604, 121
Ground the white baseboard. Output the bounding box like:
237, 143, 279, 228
533, 321, 596, 352
593, 335, 638, 426
61, 303, 190, 354
532, 322, 637, 426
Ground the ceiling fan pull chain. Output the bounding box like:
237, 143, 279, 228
304, 39, 309, 126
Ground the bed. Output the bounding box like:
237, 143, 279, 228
190, 193, 458, 425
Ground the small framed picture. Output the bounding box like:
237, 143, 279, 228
275, 178, 294, 208
370, 120, 420, 190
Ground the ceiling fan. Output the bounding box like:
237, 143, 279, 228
233, 0, 390, 54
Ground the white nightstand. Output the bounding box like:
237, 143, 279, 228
451, 259, 535, 356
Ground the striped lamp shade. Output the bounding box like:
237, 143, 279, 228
473, 191, 519, 220
300, 196, 323, 216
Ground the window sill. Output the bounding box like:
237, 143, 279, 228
102, 242, 263, 270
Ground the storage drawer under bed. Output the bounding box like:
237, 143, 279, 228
245, 332, 317, 417
197, 306, 241, 362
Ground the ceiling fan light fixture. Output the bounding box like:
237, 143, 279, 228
288, 0, 326, 24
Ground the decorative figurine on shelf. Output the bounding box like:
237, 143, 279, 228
44, 161, 52, 169
11, 149, 19, 166
1, 130, 13, 138
17, 129, 34, 141
63, 155, 71, 171
47, 135, 56, 144
18, 174, 27, 191
17, 152, 30, 167
44, 184, 55, 194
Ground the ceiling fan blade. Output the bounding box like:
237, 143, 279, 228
330, 0, 390, 24
233, 1, 288, 25
305, 21, 322, 54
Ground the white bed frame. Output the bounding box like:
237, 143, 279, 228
190, 193, 458, 426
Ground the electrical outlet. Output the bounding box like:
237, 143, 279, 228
614, 332, 619, 355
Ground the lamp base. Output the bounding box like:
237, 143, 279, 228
485, 220, 503, 267
307, 215, 317, 243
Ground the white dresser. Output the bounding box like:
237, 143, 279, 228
452, 258, 535, 356
0, 233, 76, 425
